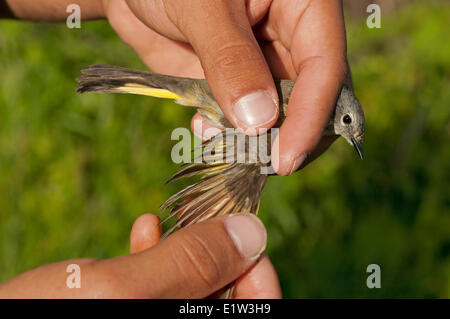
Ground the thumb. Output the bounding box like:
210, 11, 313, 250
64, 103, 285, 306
130, 214, 162, 253
172, 0, 279, 133
135, 214, 267, 298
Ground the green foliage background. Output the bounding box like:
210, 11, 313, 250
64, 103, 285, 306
0, 2, 448, 297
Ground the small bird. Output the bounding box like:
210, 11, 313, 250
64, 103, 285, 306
77, 65, 365, 238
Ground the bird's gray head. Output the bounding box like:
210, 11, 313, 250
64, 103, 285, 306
330, 85, 365, 160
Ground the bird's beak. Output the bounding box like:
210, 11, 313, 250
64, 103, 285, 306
351, 136, 364, 160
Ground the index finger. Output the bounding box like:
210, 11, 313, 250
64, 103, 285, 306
271, 0, 348, 175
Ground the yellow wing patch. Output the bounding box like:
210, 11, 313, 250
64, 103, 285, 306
117, 83, 181, 100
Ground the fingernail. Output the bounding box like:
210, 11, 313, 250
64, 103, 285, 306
288, 154, 307, 175
232, 91, 278, 129
225, 214, 266, 260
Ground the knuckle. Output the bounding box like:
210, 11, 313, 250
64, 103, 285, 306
174, 231, 225, 289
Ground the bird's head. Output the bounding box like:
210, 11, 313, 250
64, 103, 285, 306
331, 85, 365, 160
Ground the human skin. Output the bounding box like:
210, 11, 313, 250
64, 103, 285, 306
0, 213, 281, 298
2, 0, 349, 175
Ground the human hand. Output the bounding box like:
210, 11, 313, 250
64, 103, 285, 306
129, 213, 281, 298
102, 0, 349, 175
0, 213, 281, 298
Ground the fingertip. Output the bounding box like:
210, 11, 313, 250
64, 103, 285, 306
272, 72, 340, 175
231, 90, 279, 132
224, 214, 267, 261
183, 3, 279, 134
191, 112, 222, 141
270, 134, 282, 175
130, 213, 162, 254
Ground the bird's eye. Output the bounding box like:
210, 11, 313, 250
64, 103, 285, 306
343, 114, 352, 125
